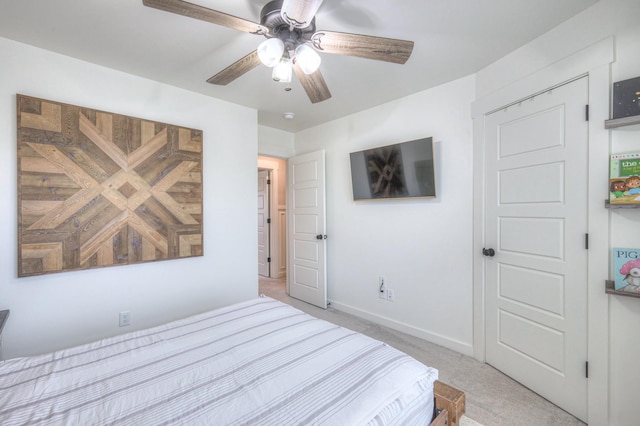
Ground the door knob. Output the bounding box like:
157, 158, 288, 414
482, 248, 495, 257
316, 234, 327, 240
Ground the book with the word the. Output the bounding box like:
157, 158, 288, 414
609, 151, 640, 205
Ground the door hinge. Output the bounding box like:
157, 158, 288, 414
267, 218, 271, 224
267, 179, 271, 185
585, 361, 589, 378
585, 233, 589, 250
585, 104, 589, 121
267, 257, 271, 263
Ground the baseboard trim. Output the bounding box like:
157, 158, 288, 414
328, 299, 474, 357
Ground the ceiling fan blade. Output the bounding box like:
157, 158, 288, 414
293, 63, 331, 104
311, 31, 414, 64
142, 0, 267, 35
207, 51, 262, 85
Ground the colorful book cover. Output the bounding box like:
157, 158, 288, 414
613, 247, 640, 293
609, 151, 640, 204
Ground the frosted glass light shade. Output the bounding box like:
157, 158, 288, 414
272, 57, 292, 83
257, 38, 285, 67
295, 44, 321, 74
281, 0, 323, 28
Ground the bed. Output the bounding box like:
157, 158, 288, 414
0, 296, 456, 425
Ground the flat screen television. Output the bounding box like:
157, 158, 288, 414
349, 137, 436, 201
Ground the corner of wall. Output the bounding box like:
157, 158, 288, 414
258, 125, 295, 158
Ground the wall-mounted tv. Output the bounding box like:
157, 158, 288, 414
349, 137, 436, 201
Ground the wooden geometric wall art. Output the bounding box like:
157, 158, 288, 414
17, 95, 203, 277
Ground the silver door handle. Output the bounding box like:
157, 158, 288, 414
482, 248, 495, 257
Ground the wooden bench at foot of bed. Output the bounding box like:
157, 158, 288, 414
431, 380, 466, 426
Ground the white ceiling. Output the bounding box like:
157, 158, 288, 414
0, 0, 598, 132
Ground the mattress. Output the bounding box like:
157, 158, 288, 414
0, 297, 438, 425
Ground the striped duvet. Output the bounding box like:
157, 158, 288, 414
0, 297, 438, 425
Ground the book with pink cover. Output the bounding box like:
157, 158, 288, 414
613, 247, 640, 293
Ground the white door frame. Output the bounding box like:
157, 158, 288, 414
257, 169, 271, 277
471, 38, 612, 425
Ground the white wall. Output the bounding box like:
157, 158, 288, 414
294, 75, 476, 355
258, 125, 295, 158
476, 0, 639, 98
0, 37, 259, 359
607, 22, 640, 426
474, 0, 640, 424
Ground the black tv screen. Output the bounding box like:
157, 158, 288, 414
349, 137, 436, 200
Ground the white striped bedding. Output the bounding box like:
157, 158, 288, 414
0, 297, 438, 425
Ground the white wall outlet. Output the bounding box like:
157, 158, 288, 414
119, 311, 131, 327
379, 275, 387, 299
387, 289, 396, 301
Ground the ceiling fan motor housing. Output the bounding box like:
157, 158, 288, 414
260, 0, 316, 51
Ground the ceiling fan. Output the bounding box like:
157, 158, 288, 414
142, 0, 414, 103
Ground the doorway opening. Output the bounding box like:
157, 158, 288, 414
258, 156, 287, 280
257, 169, 271, 277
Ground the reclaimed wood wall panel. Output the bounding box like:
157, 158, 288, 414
17, 95, 203, 277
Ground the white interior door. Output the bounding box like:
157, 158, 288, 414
258, 170, 270, 277
484, 77, 588, 421
287, 150, 327, 309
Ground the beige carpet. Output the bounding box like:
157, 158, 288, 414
259, 276, 585, 426
461, 415, 483, 426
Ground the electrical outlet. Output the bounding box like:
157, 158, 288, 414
119, 311, 131, 327
379, 275, 387, 299
387, 289, 395, 301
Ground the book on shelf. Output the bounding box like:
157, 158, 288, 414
613, 248, 640, 293
609, 151, 640, 205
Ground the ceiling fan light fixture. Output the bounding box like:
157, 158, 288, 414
143, 0, 412, 104
272, 57, 292, 83
257, 38, 285, 67
281, 0, 323, 29
295, 44, 321, 74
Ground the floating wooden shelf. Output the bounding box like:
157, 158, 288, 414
605, 115, 640, 129
606, 280, 640, 298
605, 200, 640, 208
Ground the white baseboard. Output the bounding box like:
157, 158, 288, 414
328, 299, 474, 357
